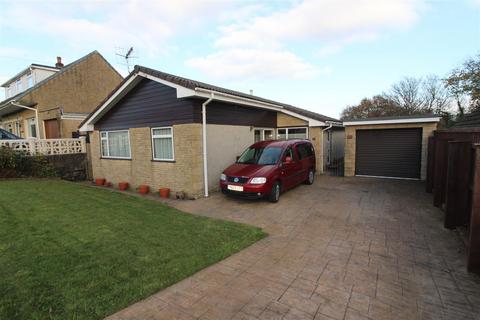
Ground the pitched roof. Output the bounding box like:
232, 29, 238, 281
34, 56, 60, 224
0, 51, 121, 109
135, 65, 339, 123
453, 110, 480, 128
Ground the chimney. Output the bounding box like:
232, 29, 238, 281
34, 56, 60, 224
55, 56, 64, 68
250, 89, 253, 95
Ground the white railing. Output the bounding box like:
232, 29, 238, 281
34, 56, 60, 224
0, 137, 86, 155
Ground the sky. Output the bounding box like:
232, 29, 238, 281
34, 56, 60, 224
0, 0, 479, 119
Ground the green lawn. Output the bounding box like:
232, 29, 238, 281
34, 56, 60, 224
0, 180, 266, 320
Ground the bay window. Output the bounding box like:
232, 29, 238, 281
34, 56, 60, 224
100, 130, 131, 159
151, 127, 174, 161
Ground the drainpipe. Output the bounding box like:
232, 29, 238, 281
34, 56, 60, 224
11, 101, 40, 138
322, 121, 333, 132
202, 93, 214, 197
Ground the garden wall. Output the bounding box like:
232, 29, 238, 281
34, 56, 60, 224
45, 153, 88, 181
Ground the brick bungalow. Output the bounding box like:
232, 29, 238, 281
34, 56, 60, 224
0, 51, 123, 139
79, 65, 343, 198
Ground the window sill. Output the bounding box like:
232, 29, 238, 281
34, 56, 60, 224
151, 159, 176, 163
100, 157, 132, 161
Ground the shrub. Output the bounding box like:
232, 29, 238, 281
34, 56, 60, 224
0, 146, 57, 178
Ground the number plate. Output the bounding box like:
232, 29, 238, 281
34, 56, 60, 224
227, 185, 243, 192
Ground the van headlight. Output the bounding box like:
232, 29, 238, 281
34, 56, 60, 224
220, 173, 227, 181
250, 177, 267, 184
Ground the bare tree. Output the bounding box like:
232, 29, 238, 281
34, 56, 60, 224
387, 77, 425, 113
422, 74, 451, 114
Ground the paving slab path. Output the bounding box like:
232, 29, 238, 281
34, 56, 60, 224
107, 176, 480, 320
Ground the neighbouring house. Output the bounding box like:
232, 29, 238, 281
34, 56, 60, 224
0, 51, 123, 139
343, 115, 442, 180
79, 65, 343, 198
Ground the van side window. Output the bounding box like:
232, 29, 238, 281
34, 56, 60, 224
306, 143, 314, 157
284, 147, 295, 161
297, 143, 313, 159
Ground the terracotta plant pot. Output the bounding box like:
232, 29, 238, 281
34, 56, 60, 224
118, 182, 129, 191
138, 185, 150, 194
95, 178, 106, 186
159, 188, 170, 198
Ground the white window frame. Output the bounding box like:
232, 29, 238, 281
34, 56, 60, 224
26, 74, 33, 88
100, 130, 131, 159
16, 79, 22, 92
151, 127, 175, 161
254, 127, 275, 142
277, 127, 309, 140
27, 117, 37, 138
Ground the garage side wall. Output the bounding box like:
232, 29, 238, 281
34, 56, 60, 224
344, 123, 437, 180
90, 124, 204, 197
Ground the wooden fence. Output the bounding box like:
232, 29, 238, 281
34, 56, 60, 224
426, 128, 480, 271
0, 138, 86, 155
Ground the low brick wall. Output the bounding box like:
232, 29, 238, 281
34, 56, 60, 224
45, 153, 88, 181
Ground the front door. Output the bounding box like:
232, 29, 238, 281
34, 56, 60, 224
44, 119, 60, 139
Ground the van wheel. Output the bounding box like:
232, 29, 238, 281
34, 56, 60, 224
305, 169, 314, 185
268, 181, 281, 203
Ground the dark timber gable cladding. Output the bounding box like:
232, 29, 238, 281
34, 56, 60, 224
95, 78, 278, 130
192, 100, 277, 128
94, 78, 197, 130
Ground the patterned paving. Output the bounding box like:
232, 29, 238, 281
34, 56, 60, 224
106, 176, 480, 320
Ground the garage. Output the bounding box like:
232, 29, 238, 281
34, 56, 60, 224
355, 128, 422, 179
343, 115, 442, 180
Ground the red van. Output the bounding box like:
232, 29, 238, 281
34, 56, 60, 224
220, 139, 316, 202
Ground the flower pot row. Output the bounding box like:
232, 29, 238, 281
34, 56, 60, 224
94, 179, 170, 198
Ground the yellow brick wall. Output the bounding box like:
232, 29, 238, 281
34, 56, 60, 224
60, 119, 83, 138
277, 113, 308, 127
344, 122, 438, 180
3, 52, 122, 138
90, 124, 204, 198
309, 127, 324, 174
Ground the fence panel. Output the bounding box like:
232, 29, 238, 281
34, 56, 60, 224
433, 135, 452, 207
426, 136, 435, 193
0, 138, 86, 155
445, 141, 473, 229
468, 145, 480, 271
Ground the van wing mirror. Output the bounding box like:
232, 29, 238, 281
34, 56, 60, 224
284, 156, 292, 164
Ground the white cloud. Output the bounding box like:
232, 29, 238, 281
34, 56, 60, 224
186, 49, 329, 80
0, 0, 231, 57
468, 0, 480, 7
214, 0, 423, 49
188, 0, 424, 79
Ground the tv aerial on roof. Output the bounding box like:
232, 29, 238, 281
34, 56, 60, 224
115, 46, 138, 73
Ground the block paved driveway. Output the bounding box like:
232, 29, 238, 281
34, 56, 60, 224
107, 176, 480, 320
